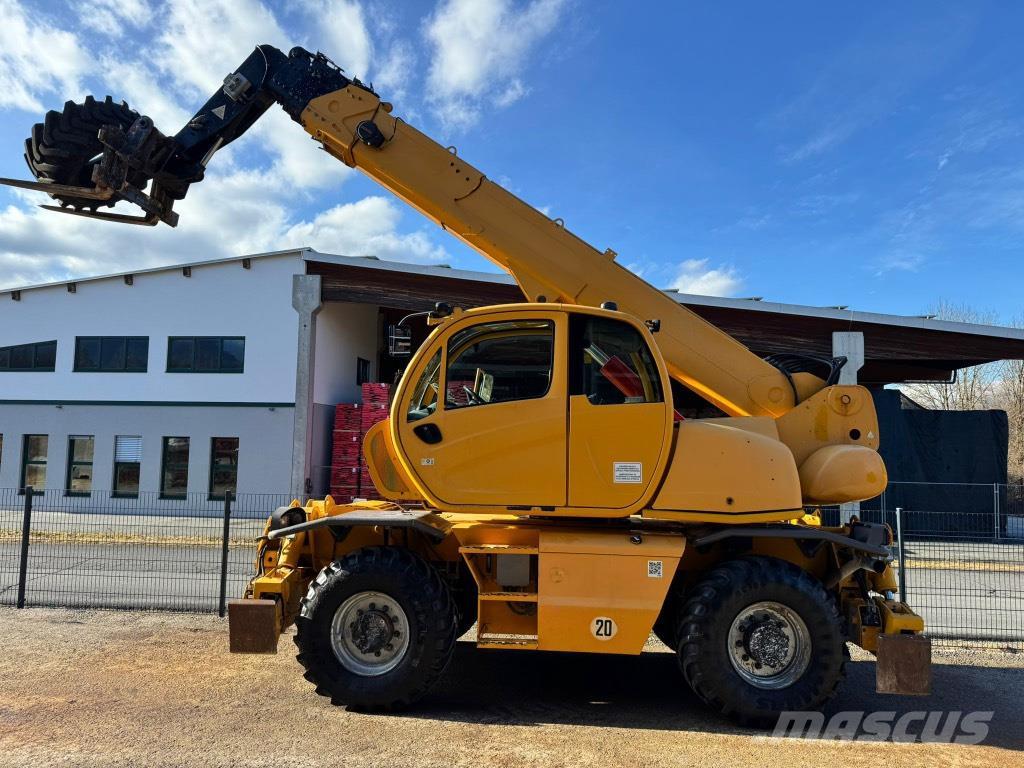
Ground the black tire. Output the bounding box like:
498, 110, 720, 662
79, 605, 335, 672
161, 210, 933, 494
294, 547, 457, 710
676, 556, 847, 726
23, 95, 147, 210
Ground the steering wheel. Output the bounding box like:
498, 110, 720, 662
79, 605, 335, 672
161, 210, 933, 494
462, 385, 485, 405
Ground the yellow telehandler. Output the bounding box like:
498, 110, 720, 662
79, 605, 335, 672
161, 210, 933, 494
1, 44, 930, 725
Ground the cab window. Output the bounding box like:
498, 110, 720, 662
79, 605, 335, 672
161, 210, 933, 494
570, 316, 662, 405
406, 349, 442, 422
445, 320, 554, 409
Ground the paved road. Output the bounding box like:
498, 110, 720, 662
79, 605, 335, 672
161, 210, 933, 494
0, 540, 255, 612
1, 538, 1021, 641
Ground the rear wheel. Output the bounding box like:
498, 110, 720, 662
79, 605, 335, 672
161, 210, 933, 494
676, 556, 847, 726
294, 547, 457, 710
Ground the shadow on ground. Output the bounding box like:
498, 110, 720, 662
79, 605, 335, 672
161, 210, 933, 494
398, 642, 1024, 750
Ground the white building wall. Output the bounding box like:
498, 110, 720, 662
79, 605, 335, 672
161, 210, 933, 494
312, 301, 380, 405
0, 403, 294, 502
0, 253, 302, 403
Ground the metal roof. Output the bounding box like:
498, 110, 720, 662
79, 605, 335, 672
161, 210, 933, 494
5, 246, 1023, 381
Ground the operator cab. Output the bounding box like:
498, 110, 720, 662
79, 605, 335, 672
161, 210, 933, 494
394, 304, 674, 516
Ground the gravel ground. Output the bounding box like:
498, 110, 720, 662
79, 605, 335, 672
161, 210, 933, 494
1, 608, 1022, 768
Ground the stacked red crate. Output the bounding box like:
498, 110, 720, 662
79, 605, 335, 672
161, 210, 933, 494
358, 383, 392, 499
330, 403, 363, 502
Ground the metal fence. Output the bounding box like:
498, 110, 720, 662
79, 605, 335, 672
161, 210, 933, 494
0, 487, 288, 613
1, 482, 1022, 645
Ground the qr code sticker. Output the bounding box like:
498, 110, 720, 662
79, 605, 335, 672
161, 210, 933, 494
647, 560, 663, 578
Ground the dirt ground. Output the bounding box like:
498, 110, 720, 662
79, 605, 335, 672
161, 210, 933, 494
1, 608, 1022, 768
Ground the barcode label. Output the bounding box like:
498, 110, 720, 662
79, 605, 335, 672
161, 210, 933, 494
647, 560, 663, 578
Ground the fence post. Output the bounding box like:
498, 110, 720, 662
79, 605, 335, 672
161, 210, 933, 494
218, 490, 233, 618
895, 506, 907, 602
16, 486, 33, 609
994, 482, 1000, 542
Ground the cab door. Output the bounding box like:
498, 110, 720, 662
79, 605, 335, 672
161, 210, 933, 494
397, 310, 567, 508
567, 313, 671, 511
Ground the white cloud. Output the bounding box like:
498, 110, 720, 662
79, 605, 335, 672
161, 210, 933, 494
79, 0, 152, 37
423, 0, 567, 129
302, 0, 373, 77
0, 0, 91, 112
0, 184, 449, 289
284, 196, 448, 263
98, 55, 191, 130
373, 38, 416, 102
0, 0, 447, 290
153, 0, 290, 98
671, 258, 741, 297
250, 107, 354, 190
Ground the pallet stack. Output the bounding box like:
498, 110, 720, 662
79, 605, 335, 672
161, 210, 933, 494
329, 383, 392, 502
330, 403, 363, 503
358, 383, 391, 499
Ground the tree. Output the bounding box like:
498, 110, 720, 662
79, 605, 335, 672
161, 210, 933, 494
900, 300, 1000, 411
900, 301, 1024, 483
993, 318, 1024, 483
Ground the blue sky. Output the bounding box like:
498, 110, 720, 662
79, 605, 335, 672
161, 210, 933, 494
1, 1, 1022, 321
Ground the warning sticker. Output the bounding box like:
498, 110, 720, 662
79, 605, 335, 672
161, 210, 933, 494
613, 462, 642, 484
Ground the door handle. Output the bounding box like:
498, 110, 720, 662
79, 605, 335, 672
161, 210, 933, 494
413, 423, 443, 444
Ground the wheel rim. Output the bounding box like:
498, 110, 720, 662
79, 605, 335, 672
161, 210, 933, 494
727, 601, 811, 690
330, 591, 410, 676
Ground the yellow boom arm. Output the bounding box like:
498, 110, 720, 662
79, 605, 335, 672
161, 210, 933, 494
300, 87, 819, 418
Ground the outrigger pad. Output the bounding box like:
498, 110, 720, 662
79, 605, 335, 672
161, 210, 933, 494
228, 599, 280, 654
876, 633, 931, 695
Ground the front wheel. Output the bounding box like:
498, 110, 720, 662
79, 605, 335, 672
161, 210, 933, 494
675, 556, 847, 726
294, 547, 457, 710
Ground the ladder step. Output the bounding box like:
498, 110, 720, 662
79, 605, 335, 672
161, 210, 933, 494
459, 545, 539, 555
479, 591, 538, 602
477, 637, 539, 650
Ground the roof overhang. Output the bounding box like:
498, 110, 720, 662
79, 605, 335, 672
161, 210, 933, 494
304, 251, 1024, 384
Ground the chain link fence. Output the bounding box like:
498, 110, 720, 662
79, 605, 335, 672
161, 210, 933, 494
1, 482, 1022, 645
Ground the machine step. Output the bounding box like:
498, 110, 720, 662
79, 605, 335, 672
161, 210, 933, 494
459, 544, 539, 555
479, 591, 538, 602
477, 637, 539, 650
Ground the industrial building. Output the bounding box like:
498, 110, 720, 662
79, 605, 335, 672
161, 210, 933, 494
1, 246, 1023, 510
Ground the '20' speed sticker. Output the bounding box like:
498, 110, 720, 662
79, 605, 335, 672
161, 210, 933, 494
591, 616, 618, 640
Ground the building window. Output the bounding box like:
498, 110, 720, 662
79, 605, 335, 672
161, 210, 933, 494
66, 436, 95, 496
167, 337, 244, 373
0, 341, 57, 371
209, 438, 239, 499
356, 357, 371, 385
74, 337, 148, 372
160, 437, 190, 498
113, 435, 142, 498
20, 435, 48, 493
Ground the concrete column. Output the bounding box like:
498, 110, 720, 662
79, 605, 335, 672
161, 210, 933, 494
291, 274, 322, 498
832, 331, 864, 386
832, 331, 864, 523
